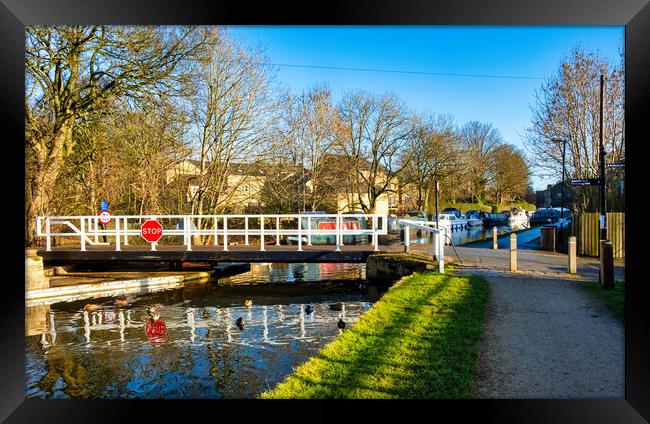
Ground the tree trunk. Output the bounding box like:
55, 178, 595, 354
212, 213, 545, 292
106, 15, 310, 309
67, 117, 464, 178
26, 124, 72, 246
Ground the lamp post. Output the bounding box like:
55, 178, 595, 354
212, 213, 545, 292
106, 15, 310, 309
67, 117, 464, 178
552, 138, 568, 247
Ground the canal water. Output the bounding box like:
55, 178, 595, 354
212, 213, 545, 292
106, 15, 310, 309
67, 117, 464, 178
403, 222, 530, 246
25, 263, 383, 399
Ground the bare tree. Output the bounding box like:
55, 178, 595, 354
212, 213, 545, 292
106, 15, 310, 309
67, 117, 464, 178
273, 85, 338, 212
187, 28, 277, 241
25, 25, 199, 244
401, 113, 459, 213
524, 46, 624, 212
459, 121, 504, 203
335, 91, 411, 213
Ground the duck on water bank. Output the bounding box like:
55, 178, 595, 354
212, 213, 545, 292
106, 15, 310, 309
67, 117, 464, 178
337, 319, 346, 329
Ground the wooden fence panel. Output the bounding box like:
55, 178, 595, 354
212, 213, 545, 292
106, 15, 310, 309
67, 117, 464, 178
574, 212, 624, 258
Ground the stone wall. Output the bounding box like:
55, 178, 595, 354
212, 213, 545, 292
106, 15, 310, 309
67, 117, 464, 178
26, 249, 49, 291
366, 254, 430, 283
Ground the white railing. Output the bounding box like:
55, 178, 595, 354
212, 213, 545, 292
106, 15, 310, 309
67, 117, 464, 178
35, 214, 387, 253
399, 219, 446, 273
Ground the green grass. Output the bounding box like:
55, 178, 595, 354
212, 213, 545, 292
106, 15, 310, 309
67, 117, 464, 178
581, 280, 624, 318
261, 271, 489, 398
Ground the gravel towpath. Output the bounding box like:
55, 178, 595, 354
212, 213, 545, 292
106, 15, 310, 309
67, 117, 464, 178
454, 268, 624, 398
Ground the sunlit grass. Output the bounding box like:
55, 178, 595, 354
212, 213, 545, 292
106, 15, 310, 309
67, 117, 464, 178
261, 271, 489, 398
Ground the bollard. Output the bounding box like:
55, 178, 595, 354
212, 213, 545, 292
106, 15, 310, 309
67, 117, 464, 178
493, 226, 498, 250
600, 240, 615, 289
509, 233, 517, 272
568, 236, 577, 274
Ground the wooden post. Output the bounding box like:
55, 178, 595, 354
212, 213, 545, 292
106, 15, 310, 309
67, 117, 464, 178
493, 226, 498, 250
600, 240, 614, 289
568, 236, 577, 274
509, 233, 517, 272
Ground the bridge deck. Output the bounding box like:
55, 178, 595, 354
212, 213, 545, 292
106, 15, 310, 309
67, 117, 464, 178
39, 244, 405, 265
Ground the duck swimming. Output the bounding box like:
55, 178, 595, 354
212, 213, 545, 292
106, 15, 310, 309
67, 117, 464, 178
236, 317, 244, 330
244, 299, 253, 308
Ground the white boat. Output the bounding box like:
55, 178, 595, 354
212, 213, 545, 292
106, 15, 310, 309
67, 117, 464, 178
436, 213, 467, 231
508, 208, 529, 229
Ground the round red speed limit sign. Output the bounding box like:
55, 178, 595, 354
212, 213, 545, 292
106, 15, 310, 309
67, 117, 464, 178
141, 219, 164, 243
98, 210, 112, 225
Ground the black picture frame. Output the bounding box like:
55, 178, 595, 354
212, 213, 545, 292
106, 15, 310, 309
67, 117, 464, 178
2, 0, 648, 421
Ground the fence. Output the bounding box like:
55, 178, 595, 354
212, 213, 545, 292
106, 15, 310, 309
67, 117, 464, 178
35, 214, 387, 253
573, 212, 625, 258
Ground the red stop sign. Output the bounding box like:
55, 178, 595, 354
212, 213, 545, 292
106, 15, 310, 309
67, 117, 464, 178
141, 220, 163, 243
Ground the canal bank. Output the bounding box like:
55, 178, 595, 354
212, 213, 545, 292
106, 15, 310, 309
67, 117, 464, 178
261, 270, 490, 398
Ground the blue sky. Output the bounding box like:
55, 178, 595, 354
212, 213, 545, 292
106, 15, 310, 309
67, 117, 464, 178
228, 26, 623, 191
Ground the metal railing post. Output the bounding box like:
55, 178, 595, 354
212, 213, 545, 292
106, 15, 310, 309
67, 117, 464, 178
80, 217, 86, 251
438, 231, 444, 273
223, 217, 228, 251
307, 217, 312, 246
151, 216, 157, 251
297, 216, 303, 251
45, 217, 51, 251
185, 217, 192, 251
405, 225, 410, 252
260, 215, 265, 251
335, 215, 341, 252
372, 215, 378, 251
245, 217, 249, 245
123, 217, 129, 245
276, 216, 280, 246
115, 217, 121, 251
213, 217, 218, 246
94, 217, 98, 244
340, 215, 345, 247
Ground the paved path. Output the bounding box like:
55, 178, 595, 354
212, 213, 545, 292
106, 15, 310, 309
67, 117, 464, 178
453, 267, 624, 398
409, 244, 625, 282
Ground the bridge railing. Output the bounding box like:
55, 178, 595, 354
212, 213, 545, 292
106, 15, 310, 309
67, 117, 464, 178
398, 219, 446, 273
35, 214, 388, 253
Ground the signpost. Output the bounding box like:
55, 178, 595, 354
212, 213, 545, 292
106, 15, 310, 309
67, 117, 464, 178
98, 210, 112, 225
570, 178, 602, 187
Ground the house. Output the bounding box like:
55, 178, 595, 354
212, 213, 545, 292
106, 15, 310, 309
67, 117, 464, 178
166, 159, 266, 213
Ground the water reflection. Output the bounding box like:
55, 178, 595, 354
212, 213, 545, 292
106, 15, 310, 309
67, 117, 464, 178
406, 223, 530, 246
25, 262, 379, 399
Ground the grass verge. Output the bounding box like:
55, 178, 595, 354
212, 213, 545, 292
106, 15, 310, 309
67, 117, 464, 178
581, 280, 624, 319
261, 271, 489, 398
